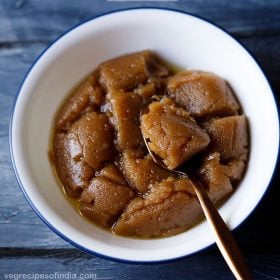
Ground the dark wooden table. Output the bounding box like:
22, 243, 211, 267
1, 1, 279, 279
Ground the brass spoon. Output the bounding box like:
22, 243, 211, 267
140, 109, 251, 280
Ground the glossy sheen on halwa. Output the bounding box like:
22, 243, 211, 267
52, 50, 249, 238
120, 149, 172, 193
113, 177, 202, 237
203, 115, 248, 161
53, 112, 114, 197
55, 72, 104, 131
167, 71, 240, 118
80, 177, 135, 227
141, 97, 210, 169
105, 89, 144, 151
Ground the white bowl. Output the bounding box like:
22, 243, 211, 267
10, 8, 279, 263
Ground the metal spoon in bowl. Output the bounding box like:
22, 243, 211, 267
140, 107, 251, 280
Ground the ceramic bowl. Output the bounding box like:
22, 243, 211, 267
10, 8, 279, 263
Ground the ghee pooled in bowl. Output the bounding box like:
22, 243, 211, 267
51, 50, 249, 238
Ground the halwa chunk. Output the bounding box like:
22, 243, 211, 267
141, 98, 210, 169
80, 177, 135, 227
68, 112, 115, 170
55, 73, 104, 131
120, 149, 172, 193
204, 115, 248, 161
53, 133, 94, 197
99, 50, 168, 91
53, 112, 114, 197
113, 177, 202, 237
167, 71, 239, 118
198, 153, 233, 203
106, 89, 144, 151
97, 163, 127, 186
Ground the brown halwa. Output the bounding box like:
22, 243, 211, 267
51, 50, 249, 238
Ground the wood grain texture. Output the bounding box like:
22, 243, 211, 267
0, 0, 280, 43
0, 0, 279, 279
0, 249, 279, 279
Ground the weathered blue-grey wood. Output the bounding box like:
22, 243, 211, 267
0, 42, 72, 248
0, 249, 279, 279
0, 0, 280, 43
0, 0, 280, 279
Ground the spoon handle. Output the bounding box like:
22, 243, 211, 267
193, 183, 252, 280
